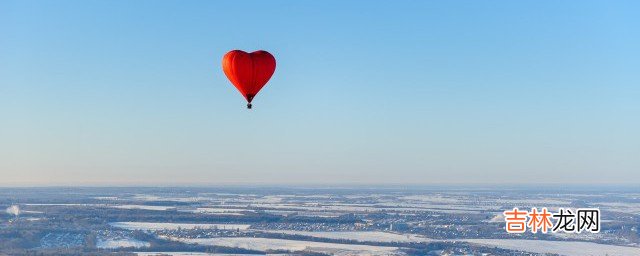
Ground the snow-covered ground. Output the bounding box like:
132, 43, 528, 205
487, 214, 504, 223
93, 196, 119, 200
185, 207, 251, 215
110, 205, 176, 211
15, 209, 44, 214
594, 202, 640, 215
110, 222, 251, 231
23, 203, 175, 211
167, 237, 401, 256
249, 203, 487, 214
96, 238, 150, 249
24, 203, 101, 206
259, 230, 434, 243
135, 253, 267, 256
193, 207, 252, 213
463, 239, 640, 256
131, 194, 212, 203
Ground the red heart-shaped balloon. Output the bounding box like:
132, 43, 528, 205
222, 50, 276, 107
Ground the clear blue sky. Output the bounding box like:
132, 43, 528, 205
1, 1, 638, 185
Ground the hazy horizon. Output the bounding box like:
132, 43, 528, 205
2, 181, 640, 188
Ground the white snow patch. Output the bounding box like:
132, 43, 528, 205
110, 205, 176, 211
487, 214, 504, 223
134, 252, 264, 256
135, 253, 265, 256
260, 230, 434, 243
131, 194, 211, 202
168, 237, 401, 256
594, 202, 640, 215
187, 208, 250, 215
96, 238, 150, 249
93, 196, 119, 200
463, 239, 640, 256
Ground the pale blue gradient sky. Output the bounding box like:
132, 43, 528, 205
1, 1, 638, 185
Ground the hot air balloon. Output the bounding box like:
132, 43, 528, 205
222, 50, 276, 109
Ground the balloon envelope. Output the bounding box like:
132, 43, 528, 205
222, 50, 276, 105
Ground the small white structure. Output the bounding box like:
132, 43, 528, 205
5, 205, 20, 217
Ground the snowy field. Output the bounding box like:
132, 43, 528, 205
24, 203, 101, 206
110, 222, 251, 231
249, 203, 488, 214
463, 239, 640, 256
193, 207, 252, 213
184, 207, 252, 215
259, 230, 434, 243
110, 205, 176, 211
131, 194, 212, 202
135, 253, 266, 256
96, 238, 150, 249
24, 203, 175, 211
594, 202, 640, 215
168, 237, 401, 256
